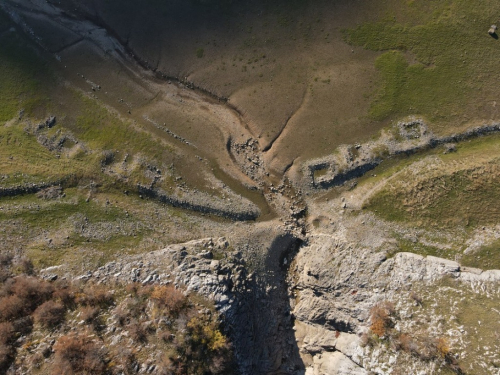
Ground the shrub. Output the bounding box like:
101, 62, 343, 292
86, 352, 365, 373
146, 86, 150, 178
435, 337, 450, 359
0, 322, 15, 345
80, 306, 100, 325
52, 283, 76, 308
0, 295, 25, 321
0, 253, 13, 267
16, 257, 35, 276
179, 315, 232, 374
0, 269, 11, 284
127, 321, 148, 343
124, 282, 140, 296
100, 150, 115, 167
394, 333, 418, 354
112, 349, 137, 375
76, 284, 114, 308
114, 305, 129, 326
0, 344, 15, 374
11, 316, 33, 335
417, 336, 451, 361
33, 301, 66, 328
29, 352, 44, 369
369, 301, 395, 337
8, 276, 54, 312
150, 285, 186, 316
156, 354, 175, 375
53, 333, 108, 374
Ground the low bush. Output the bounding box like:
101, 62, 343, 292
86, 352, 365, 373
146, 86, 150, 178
16, 257, 35, 276
52, 283, 76, 308
367, 301, 463, 374
53, 332, 108, 375
369, 301, 395, 337
7, 276, 54, 312
0, 253, 13, 267
80, 305, 100, 325
11, 316, 33, 335
175, 314, 233, 374
33, 300, 65, 328
127, 321, 148, 343
0, 344, 15, 373
112, 349, 137, 375
0, 295, 25, 321
0, 262, 233, 375
76, 284, 114, 308
150, 285, 186, 316
0, 322, 15, 345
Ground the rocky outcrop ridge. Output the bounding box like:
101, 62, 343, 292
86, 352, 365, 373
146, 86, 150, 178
303, 120, 500, 190
44, 235, 305, 374
289, 232, 500, 374
137, 185, 260, 221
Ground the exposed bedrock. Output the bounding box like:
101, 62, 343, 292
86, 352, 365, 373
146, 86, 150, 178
53, 234, 306, 374
137, 184, 260, 221
289, 231, 500, 374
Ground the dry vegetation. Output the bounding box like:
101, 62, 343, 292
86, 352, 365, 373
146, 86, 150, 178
364, 300, 463, 374
0, 256, 233, 374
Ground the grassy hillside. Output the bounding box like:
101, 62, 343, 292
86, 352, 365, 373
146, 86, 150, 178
0, 18, 233, 272
361, 133, 500, 269
345, 0, 500, 128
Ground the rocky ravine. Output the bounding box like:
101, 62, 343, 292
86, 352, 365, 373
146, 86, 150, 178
43, 233, 305, 374
41, 220, 500, 375
6, 1, 500, 374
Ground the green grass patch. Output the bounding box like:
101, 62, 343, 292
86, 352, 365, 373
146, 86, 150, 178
344, 0, 500, 125
367, 163, 500, 230
0, 189, 129, 229
0, 30, 51, 122
0, 189, 148, 268
419, 277, 500, 374
461, 238, 500, 270
368, 50, 466, 121
363, 133, 500, 232
73, 95, 171, 157
27, 233, 145, 269
0, 122, 96, 186
395, 238, 456, 261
